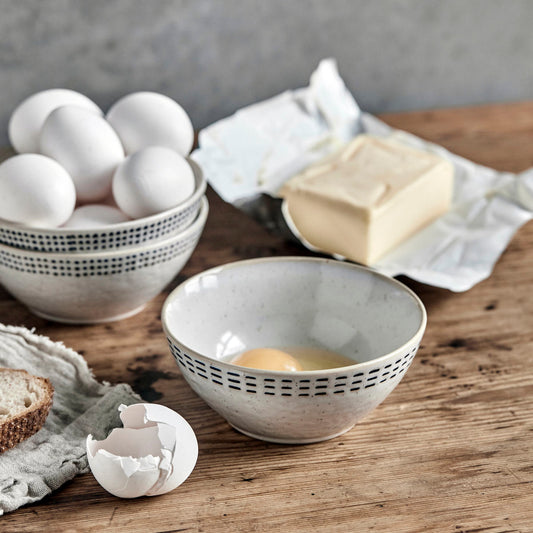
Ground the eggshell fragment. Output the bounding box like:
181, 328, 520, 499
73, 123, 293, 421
86, 403, 198, 499
106, 92, 194, 156
8, 88, 102, 154
0, 154, 76, 228
62, 204, 130, 229
112, 146, 195, 218
40, 105, 125, 202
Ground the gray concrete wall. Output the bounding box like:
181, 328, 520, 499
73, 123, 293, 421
1, 0, 532, 146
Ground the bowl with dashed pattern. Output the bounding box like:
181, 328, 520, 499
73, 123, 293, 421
0, 197, 208, 324
162, 256, 427, 444
0, 158, 206, 253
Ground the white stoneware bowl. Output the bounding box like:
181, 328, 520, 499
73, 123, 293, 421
0, 197, 208, 324
162, 257, 427, 444
0, 159, 206, 253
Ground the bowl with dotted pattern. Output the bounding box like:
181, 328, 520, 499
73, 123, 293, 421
0, 159, 206, 253
0, 197, 208, 324
162, 257, 426, 444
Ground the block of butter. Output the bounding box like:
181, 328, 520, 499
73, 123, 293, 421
280, 134, 454, 265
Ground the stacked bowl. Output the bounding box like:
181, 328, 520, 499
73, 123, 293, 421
0, 160, 208, 324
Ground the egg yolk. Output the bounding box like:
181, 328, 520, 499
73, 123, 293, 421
230, 348, 303, 372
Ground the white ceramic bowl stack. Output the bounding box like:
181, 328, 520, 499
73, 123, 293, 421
162, 257, 427, 444
0, 161, 208, 324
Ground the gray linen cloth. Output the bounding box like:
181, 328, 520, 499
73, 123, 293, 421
0, 323, 141, 514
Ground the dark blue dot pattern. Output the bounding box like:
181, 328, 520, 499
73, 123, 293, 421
168, 339, 418, 397
0, 226, 202, 277
0, 197, 201, 253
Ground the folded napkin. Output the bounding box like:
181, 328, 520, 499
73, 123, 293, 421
0, 324, 141, 514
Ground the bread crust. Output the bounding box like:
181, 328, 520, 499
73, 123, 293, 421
0, 369, 54, 453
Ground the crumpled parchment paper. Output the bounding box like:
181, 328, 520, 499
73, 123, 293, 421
193, 59, 533, 291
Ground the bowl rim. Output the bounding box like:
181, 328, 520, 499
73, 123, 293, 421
0, 196, 208, 260
0, 158, 206, 235
162, 256, 427, 376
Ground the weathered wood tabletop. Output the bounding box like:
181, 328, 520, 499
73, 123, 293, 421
1, 102, 532, 532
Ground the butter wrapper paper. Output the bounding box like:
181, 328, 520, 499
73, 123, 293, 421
192, 59, 533, 291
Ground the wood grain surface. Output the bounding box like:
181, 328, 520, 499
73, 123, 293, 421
1, 102, 532, 533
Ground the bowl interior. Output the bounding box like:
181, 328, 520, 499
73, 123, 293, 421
163, 258, 425, 366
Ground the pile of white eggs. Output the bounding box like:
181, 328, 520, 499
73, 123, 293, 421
0, 89, 196, 228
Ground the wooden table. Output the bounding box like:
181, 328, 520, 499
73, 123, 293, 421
2, 102, 532, 532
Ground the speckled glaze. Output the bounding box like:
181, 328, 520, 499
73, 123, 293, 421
0, 159, 206, 253
0, 197, 208, 324
162, 257, 427, 444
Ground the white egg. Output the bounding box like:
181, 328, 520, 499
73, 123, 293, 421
8, 88, 102, 154
112, 146, 195, 219
40, 105, 125, 203
62, 204, 130, 229
106, 92, 194, 156
86, 403, 198, 499
0, 154, 76, 228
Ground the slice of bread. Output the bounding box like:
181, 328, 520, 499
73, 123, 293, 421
0, 368, 54, 453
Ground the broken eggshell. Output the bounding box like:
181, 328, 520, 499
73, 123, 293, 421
86, 403, 198, 498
